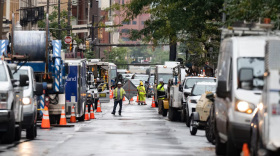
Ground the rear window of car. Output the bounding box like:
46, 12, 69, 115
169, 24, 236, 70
185, 78, 216, 89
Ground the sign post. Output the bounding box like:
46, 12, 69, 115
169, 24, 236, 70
64, 36, 72, 44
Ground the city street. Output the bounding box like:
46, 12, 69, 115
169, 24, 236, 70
0, 98, 215, 156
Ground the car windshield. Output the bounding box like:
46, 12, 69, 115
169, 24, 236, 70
134, 75, 149, 81
158, 74, 173, 83
150, 77, 154, 83
192, 84, 216, 96
111, 69, 117, 80
131, 79, 140, 86
237, 57, 264, 90
185, 78, 216, 89
13, 69, 29, 89
0, 65, 7, 81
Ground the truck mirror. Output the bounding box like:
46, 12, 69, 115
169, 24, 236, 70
19, 75, 29, 87
216, 81, 230, 98
238, 68, 253, 90
34, 83, 43, 95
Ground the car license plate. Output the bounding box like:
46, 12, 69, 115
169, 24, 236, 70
99, 93, 106, 97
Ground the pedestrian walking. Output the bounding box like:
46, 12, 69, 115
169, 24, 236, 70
137, 81, 146, 105
111, 82, 126, 115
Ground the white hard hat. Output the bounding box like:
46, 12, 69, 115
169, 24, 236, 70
159, 78, 163, 82
118, 82, 122, 85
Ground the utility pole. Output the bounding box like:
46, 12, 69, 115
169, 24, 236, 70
91, 15, 94, 53
67, 0, 71, 52
0, 0, 4, 39
58, 0, 61, 39
47, 0, 49, 14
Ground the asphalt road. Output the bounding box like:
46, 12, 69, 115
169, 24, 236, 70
0, 97, 215, 156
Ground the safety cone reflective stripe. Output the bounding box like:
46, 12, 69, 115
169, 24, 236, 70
59, 106, 67, 125
96, 100, 102, 112
84, 105, 89, 120
151, 96, 156, 107
90, 105, 95, 119
70, 106, 76, 123
41, 106, 50, 129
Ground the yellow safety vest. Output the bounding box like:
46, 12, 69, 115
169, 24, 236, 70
137, 86, 146, 95
114, 88, 126, 99
157, 84, 165, 100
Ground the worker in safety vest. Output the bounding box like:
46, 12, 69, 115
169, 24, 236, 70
157, 78, 165, 114
137, 81, 146, 105
111, 82, 126, 115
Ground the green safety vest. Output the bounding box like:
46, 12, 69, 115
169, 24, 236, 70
114, 88, 126, 99
137, 86, 146, 95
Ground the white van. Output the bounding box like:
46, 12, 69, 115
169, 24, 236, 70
214, 36, 278, 155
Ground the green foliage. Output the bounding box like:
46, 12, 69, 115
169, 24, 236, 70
37, 6, 82, 49
226, 0, 280, 26
84, 47, 96, 60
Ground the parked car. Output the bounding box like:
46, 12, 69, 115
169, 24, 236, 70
185, 82, 216, 127
214, 36, 271, 156
13, 66, 43, 140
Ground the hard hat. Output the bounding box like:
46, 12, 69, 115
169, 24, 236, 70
159, 78, 163, 82
140, 81, 143, 85
118, 82, 122, 85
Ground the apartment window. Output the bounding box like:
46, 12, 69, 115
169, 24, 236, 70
132, 21, 137, 25
122, 21, 130, 25
141, 21, 145, 25
122, 0, 124, 4
122, 37, 130, 41
121, 29, 130, 33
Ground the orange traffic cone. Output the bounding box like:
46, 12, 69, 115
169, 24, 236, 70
241, 143, 250, 156
122, 96, 126, 101
152, 96, 156, 107
59, 106, 67, 125
96, 100, 102, 112
136, 94, 139, 102
90, 105, 95, 119
84, 105, 89, 120
70, 106, 76, 123
41, 106, 50, 129
130, 97, 133, 101
109, 89, 113, 99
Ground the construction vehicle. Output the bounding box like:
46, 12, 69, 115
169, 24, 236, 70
1, 16, 67, 124
154, 62, 179, 116
87, 59, 117, 103
64, 59, 87, 120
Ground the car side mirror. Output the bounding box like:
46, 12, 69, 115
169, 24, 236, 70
34, 83, 43, 95
179, 84, 183, 92
19, 75, 29, 87
238, 68, 253, 90
216, 81, 229, 98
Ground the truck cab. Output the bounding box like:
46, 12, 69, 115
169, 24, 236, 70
0, 61, 28, 143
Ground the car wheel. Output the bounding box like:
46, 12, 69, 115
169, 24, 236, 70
215, 124, 226, 155
205, 117, 213, 143
181, 107, 186, 122
34, 122, 37, 137
185, 106, 190, 127
189, 115, 197, 135
26, 123, 36, 140
227, 129, 241, 156
1, 111, 15, 143
168, 107, 177, 121
14, 123, 22, 141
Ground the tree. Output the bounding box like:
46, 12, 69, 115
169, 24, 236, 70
84, 47, 96, 60
37, 6, 82, 49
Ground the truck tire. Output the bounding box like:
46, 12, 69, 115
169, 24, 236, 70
14, 123, 22, 141
162, 108, 167, 117
1, 112, 15, 144
189, 115, 197, 135
185, 106, 190, 127
168, 107, 177, 121
50, 115, 56, 124
227, 129, 241, 156
205, 117, 213, 143
26, 123, 36, 140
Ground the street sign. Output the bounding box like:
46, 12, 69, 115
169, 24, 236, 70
64, 36, 72, 44
105, 21, 113, 32
122, 80, 138, 104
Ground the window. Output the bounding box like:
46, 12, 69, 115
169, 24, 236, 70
141, 21, 145, 25
121, 29, 129, 33
122, 37, 130, 41
132, 21, 137, 25
122, 0, 124, 4
0, 65, 7, 81
122, 21, 130, 25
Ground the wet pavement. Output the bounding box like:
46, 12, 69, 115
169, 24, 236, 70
0, 97, 215, 156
